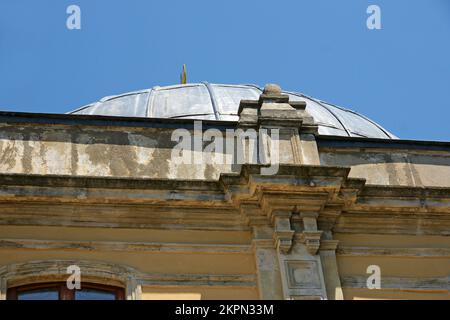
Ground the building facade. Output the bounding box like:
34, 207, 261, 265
0, 83, 449, 300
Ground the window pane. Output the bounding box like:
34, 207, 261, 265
287, 94, 346, 130
75, 289, 116, 300
317, 126, 349, 136
152, 85, 213, 118
17, 289, 59, 300
322, 103, 389, 138
211, 85, 261, 115
76, 93, 149, 118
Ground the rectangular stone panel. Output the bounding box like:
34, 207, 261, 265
286, 260, 321, 289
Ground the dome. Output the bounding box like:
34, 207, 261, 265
68, 83, 397, 139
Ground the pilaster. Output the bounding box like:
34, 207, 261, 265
319, 240, 344, 300
0, 276, 6, 300
252, 226, 284, 300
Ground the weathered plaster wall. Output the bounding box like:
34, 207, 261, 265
320, 149, 450, 187
0, 124, 233, 180
141, 287, 258, 300
2, 123, 449, 189
334, 233, 450, 300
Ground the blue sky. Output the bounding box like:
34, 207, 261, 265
0, 0, 449, 141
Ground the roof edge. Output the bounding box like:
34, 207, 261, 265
0, 110, 448, 149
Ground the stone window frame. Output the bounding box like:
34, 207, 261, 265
0, 260, 142, 300
7, 281, 125, 300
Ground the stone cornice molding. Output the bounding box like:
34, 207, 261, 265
0, 239, 252, 254
0, 165, 449, 235
341, 275, 450, 292
222, 164, 362, 254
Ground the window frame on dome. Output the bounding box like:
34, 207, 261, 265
325, 103, 392, 139
149, 84, 215, 119
209, 84, 261, 116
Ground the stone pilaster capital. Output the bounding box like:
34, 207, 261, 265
300, 212, 319, 219
271, 210, 295, 254
296, 231, 323, 255
319, 240, 340, 252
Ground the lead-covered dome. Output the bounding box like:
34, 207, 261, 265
68, 83, 397, 139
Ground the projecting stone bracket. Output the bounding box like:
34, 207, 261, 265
273, 230, 295, 254
298, 212, 322, 255
272, 211, 295, 254
297, 231, 323, 255
269, 210, 324, 255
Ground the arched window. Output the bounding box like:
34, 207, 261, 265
0, 260, 142, 300
7, 282, 124, 300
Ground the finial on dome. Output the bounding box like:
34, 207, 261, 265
180, 64, 187, 84
263, 83, 282, 95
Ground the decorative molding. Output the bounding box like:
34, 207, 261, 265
341, 275, 449, 292
351, 186, 450, 214
337, 246, 450, 257
240, 202, 268, 227
319, 240, 340, 252
0, 239, 252, 254
139, 274, 256, 288
289, 295, 323, 300
0, 202, 247, 231
334, 213, 450, 236
251, 238, 274, 250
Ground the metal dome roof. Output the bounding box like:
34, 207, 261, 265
68, 83, 397, 139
